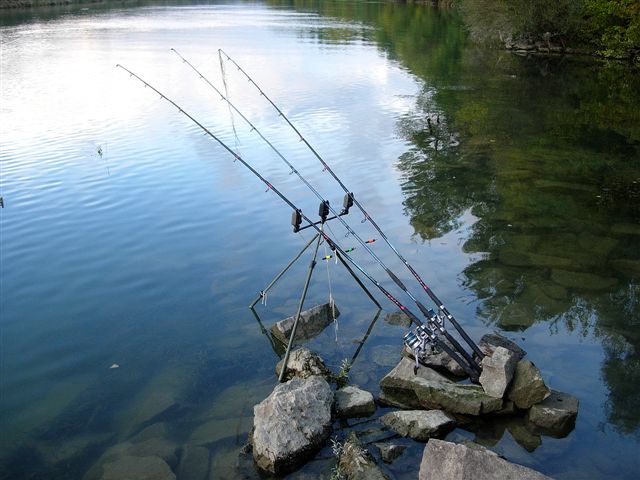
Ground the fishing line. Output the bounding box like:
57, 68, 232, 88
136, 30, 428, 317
218, 49, 483, 361
217, 50, 241, 154
116, 63, 479, 380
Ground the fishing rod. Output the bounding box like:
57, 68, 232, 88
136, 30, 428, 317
115, 64, 479, 382
172, 49, 480, 374
218, 49, 484, 362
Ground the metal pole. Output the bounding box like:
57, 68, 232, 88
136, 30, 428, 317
278, 231, 324, 382
335, 251, 381, 309
249, 233, 319, 308
350, 310, 382, 366
249, 306, 283, 358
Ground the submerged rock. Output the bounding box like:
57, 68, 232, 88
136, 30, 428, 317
610, 259, 640, 277
374, 443, 406, 464
418, 439, 551, 480
493, 400, 518, 416
270, 302, 340, 344
380, 410, 455, 441
100, 455, 175, 480
384, 311, 412, 328
550, 269, 618, 291
252, 376, 332, 475
275, 347, 331, 381
334, 386, 376, 418
528, 390, 579, 437
83, 423, 179, 480
478, 333, 526, 361
176, 444, 210, 480
337, 432, 390, 480
506, 420, 542, 452
498, 248, 573, 269
507, 360, 550, 409
479, 347, 518, 398
379, 358, 502, 416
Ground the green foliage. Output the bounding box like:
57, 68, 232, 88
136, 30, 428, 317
458, 0, 640, 62
584, 0, 640, 60
333, 358, 351, 388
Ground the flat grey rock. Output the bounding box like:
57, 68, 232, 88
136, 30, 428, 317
419, 439, 552, 480
528, 390, 578, 437
271, 302, 340, 344
379, 358, 502, 415
335, 386, 376, 418
252, 376, 332, 475
381, 410, 455, 441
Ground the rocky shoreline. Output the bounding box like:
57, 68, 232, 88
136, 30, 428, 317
240, 310, 579, 479
75, 302, 579, 479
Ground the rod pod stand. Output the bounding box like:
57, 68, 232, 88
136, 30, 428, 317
251, 199, 380, 383
278, 229, 324, 383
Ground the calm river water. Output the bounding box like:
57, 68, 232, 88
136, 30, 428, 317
1, 1, 639, 478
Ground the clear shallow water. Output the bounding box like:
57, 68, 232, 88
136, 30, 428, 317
1, 1, 639, 479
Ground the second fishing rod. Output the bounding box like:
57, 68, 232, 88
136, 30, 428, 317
171, 48, 480, 374
116, 64, 480, 382
218, 49, 484, 362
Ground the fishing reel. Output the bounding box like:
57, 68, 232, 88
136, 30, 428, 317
403, 324, 436, 374
426, 308, 446, 333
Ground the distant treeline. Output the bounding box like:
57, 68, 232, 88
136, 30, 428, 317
0, 0, 101, 8
455, 0, 639, 63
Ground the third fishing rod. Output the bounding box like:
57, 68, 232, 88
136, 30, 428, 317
116, 63, 479, 382
218, 48, 483, 361
172, 48, 480, 373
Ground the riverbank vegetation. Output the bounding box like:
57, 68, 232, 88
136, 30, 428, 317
456, 0, 639, 63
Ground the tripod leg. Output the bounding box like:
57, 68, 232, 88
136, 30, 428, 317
278, 233, 324, 382
250, 233, 320, 308
335, 251, 381, 309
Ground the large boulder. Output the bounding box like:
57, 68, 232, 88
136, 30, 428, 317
506, 360, 550, 409
275, 347, 331, 381
380, 410, 455, 441
252, 376, 333, 475
478, 333, 526, 361
337, 432, 390, 480
418, 439, 552, 480
379, 358, 503, 416
270, 302, 340, 344
479, 347, 519, 398
335, 386, 376, 418
528, 390, 579, 437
